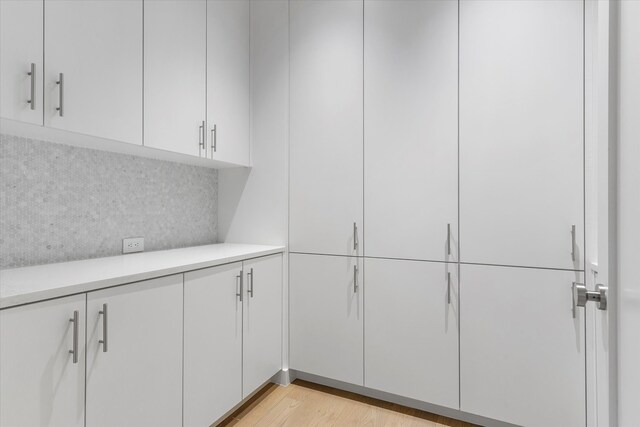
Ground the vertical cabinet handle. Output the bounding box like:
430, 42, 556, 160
247, 268, 254, 298
571, 225, 576, 262
27, 63, 36, 110
236, 272, 243, 302
447, 223, 451, 256
211, 124, 217, 155
69, 310, 79, 364
353, 265, 358, 293
99, 304, 108, 352
447, 272, 451, 304
199, 121, 206, 155
353, 222, 358, 251
56, 73, 64, 117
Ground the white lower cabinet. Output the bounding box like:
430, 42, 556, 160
0, 295, 86, 427
184, 254, 283, 427
86, 275, 184, 427
365, 258, 459, 409
460, 265, 586, 427
290, 253, 363, 385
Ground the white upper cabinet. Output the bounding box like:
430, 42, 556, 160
144, 0, 207, 157
44, 0, 142, 145
0, 0, 43, 125
0, 295, 86, 427
290, 253, 363, 386
365, 258, 459, 409
460, 265, 585, 427
86, 275, 183, 427
289, 0, 363, 256
459, 0, 584, 270
242, 254, 283, 398
364, 0, 458, 262
207, 0, 250, 166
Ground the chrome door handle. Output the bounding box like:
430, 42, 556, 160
27, 63, 36, 110
571, 225, 576, 262
572, 282, 608, 318
56, 73, 64, 116
99, 304, 108, 352
199, 121, 206, 155
247, 268, 254, 298
236, 272, 243, 302
211, 124, 217, 155
69, 310, 79, 363
447, 223, 451, 256
447, 272, 451, 304
353, 222, 358, 251
353, 265, 358, 293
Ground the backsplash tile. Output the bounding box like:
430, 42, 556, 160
0, 134, 217, 269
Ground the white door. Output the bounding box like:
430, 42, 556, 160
364, 0, 458, 262
290, 253, 363, 385
289, 0, 363, 256
86, 275, 183, 427
365, 258, 458, 409
207, 0, 250, 166
242, 254, 282, 397
144, 0, 206, 157
44, 0, 142, 145
184, 263, 243, 427
460, 265, 585, 427
0, 0, 43, 124
459, 0, 584, 270
0, 295, 85, 427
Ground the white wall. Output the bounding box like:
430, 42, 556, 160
616, 2, 640, 426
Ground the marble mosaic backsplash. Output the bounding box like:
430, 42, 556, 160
0, 133, 218, 269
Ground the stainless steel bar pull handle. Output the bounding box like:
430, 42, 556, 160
211, 124, 217, 154
69, 310, 79, 364
353, 265, 358, 293
353, 222, 358, 251
447, 272, 451, 304
99, 304, 108, 352
571, 225, 576, 262
236, 272, 243, 302
56, 73, 64, 116
447, 223, 451, 256
27, 63, 36, 110
247, 268, 254, 298
199, 121, 206, 155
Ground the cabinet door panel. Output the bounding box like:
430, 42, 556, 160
0, 0, 43, 124
242, 254, 282, 397
144, 0, 206, 157
365, 258, 458, 409
460, 0, 583, 269
86, 275, 183, 427
290, 253, 363, 385
0, 295, 85, 427
207, 0, 250, 165
44, 0, 142, 145
364, 0, 458, 262
289, 0, 363, 256
184, 263, 243, 427
460, 265, 585, 427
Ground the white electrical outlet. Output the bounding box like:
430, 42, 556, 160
122, 237, 144, 254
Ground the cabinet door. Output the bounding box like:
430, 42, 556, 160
460, 265, 585, 427
44, 0, 142, 145
0, 0, 43, 124
86, 275, 183, 427
0, 295, 85, 427
184, 263, 243, 427
365, 258, 458, 409
290, 253, 363, 385
144, 0, 206, 157
364, 0, 458, 262
289, 0, 363, 256
207, 0, 250, 165
460, 0, 584, 270
242, 254, 282, 397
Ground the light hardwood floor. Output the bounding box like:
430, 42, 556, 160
219, 380, 478, 427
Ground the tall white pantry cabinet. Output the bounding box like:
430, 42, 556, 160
289, 1, 587, 426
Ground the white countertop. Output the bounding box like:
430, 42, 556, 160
0, 243, 285, 309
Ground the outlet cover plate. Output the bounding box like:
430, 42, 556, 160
122, 237, 144, 254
